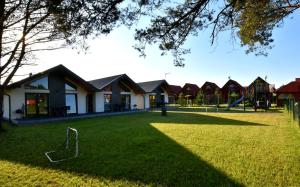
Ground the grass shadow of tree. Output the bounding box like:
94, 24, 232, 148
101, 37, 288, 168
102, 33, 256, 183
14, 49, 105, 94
168, 106, 283, 114
0, 112, 252, 186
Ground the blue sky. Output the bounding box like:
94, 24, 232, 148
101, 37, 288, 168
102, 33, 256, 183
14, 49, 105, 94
17, 9, 300, 88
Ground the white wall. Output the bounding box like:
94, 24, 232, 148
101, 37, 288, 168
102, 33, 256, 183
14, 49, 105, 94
5, 85, 50, 120
5, 81, 89, 119
94, 91, 106, 113
144, 93, 150, 109
135, 94, 144, 109
164, 90, 169, 103
77, 86, 87, 114
94, 91, 145, 112
130, 93, 137, 109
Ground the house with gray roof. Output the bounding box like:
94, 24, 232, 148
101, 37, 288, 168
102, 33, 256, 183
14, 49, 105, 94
138, 80, 170, 109
3, 65, 96, 121
2, 65, 146, 122
89, 74, 145, 112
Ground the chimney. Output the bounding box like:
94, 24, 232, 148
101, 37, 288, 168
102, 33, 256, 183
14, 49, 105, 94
296, 78, 300, 82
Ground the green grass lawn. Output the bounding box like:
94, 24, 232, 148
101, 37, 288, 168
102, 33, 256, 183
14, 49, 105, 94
0, 110, 300, 186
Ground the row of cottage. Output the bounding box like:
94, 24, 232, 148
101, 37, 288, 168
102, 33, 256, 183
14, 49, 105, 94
168, 78, 275, 105
3, 64, 295, 121
168, 77, 300, 108
3, 65, 170, 121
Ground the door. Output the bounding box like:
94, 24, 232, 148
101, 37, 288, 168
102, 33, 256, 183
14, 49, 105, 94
25, 93, 49, 117
121, 94, 131, 111
87, 94, 94, 113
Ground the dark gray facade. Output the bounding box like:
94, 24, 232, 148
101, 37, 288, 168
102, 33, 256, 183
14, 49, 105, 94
48, 72, 66, 110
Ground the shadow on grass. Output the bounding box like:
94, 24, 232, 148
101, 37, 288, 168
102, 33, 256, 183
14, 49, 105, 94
150, 111, 269, 126
168, 106, 283, 114
0, 112, 255, 186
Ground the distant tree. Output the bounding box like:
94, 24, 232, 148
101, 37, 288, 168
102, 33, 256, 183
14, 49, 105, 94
195, 90, 204, 106
177, 92, 186, 106
214, 89, 221, 106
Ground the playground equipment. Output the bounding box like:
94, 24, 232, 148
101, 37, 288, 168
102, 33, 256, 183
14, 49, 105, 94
229, 96, 245, 108
45, 127, 78, 163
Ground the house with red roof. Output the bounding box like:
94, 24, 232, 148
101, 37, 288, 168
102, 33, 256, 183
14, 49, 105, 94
181, 83, 200, 105
221, 79, 244, 104
201, 81, 220, 104
168, 85, 182, 104
276, 78, 300, 106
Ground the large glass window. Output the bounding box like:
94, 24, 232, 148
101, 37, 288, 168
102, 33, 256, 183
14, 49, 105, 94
38, 94, 49, 115
65, 82, 77, 91
149, 95, 156, 108
25, 93, 49, 117
26, 94, 37, 116
25, 77, 48, 89
104, 94, 112, 112
65, 94, 77, 114
121, 94, 131, 111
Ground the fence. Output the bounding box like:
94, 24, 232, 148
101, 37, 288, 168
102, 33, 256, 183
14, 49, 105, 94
286, 99, 300, 127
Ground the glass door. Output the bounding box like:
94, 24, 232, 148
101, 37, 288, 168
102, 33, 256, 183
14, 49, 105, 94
121, 94, 131, 111
25, 93, 49, 117
38, 94, 49, 115
26, 93, 37, 116
65, 94, 77, 114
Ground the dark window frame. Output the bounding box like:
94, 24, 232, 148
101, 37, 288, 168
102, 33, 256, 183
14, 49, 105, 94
65, 81, 77, 91
25, 76, 49, 90
65, 93, 78, 115
104, 94, 112, 112
121, 94, 131, 111
25, 93, 49, 118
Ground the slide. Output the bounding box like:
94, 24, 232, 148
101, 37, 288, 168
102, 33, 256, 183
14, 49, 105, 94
229, 96, 245, 108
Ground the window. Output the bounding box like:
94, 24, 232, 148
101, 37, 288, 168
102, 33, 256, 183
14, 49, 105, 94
104, 94, 112, 112
25, 76, 48, 89
65, 94, 77, 114
65, 82, 77, 91
25, 93, 49, 117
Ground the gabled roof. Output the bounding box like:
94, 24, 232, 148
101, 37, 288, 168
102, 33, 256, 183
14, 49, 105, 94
89, 74, 123, 90
201, 81, 220, 90
7, 64, 96, 91
249, 76, 269, 87
182, 83, 200, 90
89, 74, 145, 94
169, 85, 182, 95
181, 83, 200, 97
277, 79, 300, 93
221, 79, 243, 90
138, 80, 169, 93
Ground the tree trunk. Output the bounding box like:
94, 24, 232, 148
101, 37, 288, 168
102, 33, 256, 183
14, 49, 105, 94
0, 87, 4, 131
